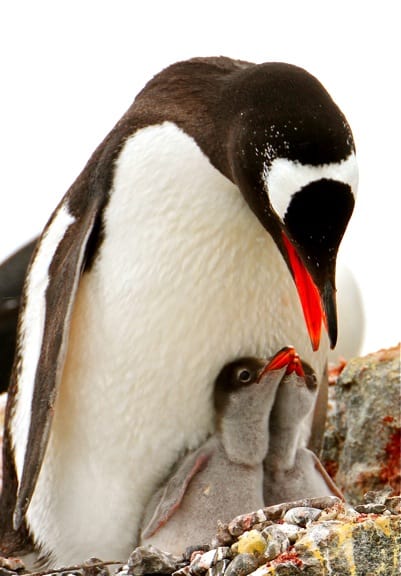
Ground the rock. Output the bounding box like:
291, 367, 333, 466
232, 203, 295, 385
260, 526, 290, 560
322, 344, 401, 502
0, 558, 25, 572
282, 507, 321, 527
224, 554, 259, 576
189, 547, 232, 574
294, 514, 401, 576
127, 546, 182, 575
232, 531, 267, 557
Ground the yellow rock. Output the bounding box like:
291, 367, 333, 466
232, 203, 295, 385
234, 529, 267, 556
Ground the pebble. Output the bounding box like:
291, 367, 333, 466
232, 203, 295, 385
189, 548, 232, 574
82, 558, 110, 576
354, 503, 386, 514
232, 531, 266, 556
206, 559, 231, 576
0, 570, 20, 576
276, 522, 304, 543
260, 525, 290, 560
0, 559, 25, 572
384, 496, 401, 515
224, 554, 259, 576
127, 545, 182, 575
283, 506, 322, 527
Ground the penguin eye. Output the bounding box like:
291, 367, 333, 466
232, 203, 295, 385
237, 368, 253, 384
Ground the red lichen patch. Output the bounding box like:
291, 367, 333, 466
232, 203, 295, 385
355, 513, 379, 523
379, 427, 401, 493
382, 415, 395, 424
272, 550, 304, 568
328, 358, 347, 385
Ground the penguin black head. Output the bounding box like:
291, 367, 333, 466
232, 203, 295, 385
220, 62, 358, 350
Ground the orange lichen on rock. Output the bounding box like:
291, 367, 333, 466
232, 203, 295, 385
271, 549, 304, 568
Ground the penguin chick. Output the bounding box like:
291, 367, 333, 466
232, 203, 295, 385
264, 355, 342, 504
140, 351, 290, 554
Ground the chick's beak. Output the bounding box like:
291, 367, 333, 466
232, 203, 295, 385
258, 346, 305, 381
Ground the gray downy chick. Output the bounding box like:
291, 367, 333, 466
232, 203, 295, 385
140, 350, 290, 554
264, 350, 342, 505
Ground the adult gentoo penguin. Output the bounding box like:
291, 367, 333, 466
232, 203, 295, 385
0, 57, 358, 565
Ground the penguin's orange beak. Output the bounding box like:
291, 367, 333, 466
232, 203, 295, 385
259, 346, 305, 381
282, 232, 334, 351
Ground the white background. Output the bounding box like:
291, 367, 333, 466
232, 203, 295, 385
0, 1, 399, 355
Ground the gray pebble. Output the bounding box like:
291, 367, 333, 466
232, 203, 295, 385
283, 506, 322, 527
224, 554, 259, 576
206, 559, 231, 576
128, 545, 182, 575
260, 525, 290, 560
354, 503, 386, 514
385, 496, 401, 515
277, 522, 304, 543
190, 548, 232, 575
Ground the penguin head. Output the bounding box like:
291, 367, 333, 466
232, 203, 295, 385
224, 63, 358, 351
214, 356, 268, 416
213, 348, 299, 465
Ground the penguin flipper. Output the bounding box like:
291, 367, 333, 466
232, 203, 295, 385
141, 447, 211, 539
12, 195, 103, 530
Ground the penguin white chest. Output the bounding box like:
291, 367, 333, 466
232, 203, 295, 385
26, 122, 326, 564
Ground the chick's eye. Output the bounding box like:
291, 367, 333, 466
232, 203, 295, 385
238, 369, 252, 383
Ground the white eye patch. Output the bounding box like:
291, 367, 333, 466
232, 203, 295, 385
262, 153, 358, 221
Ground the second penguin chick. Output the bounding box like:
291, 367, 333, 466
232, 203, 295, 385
140, 350, 292, 554
264, 354, 342, 505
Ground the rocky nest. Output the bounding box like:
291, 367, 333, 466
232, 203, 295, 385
0, 495, 399, 576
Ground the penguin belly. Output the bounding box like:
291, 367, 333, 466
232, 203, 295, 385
24, 122, 327, 564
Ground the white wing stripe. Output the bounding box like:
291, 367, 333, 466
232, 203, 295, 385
11, 203, 75, 479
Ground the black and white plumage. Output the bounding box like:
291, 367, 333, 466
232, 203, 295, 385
0, 57, 357, 565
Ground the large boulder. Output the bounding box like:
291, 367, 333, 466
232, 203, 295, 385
322, 344, 400, 502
